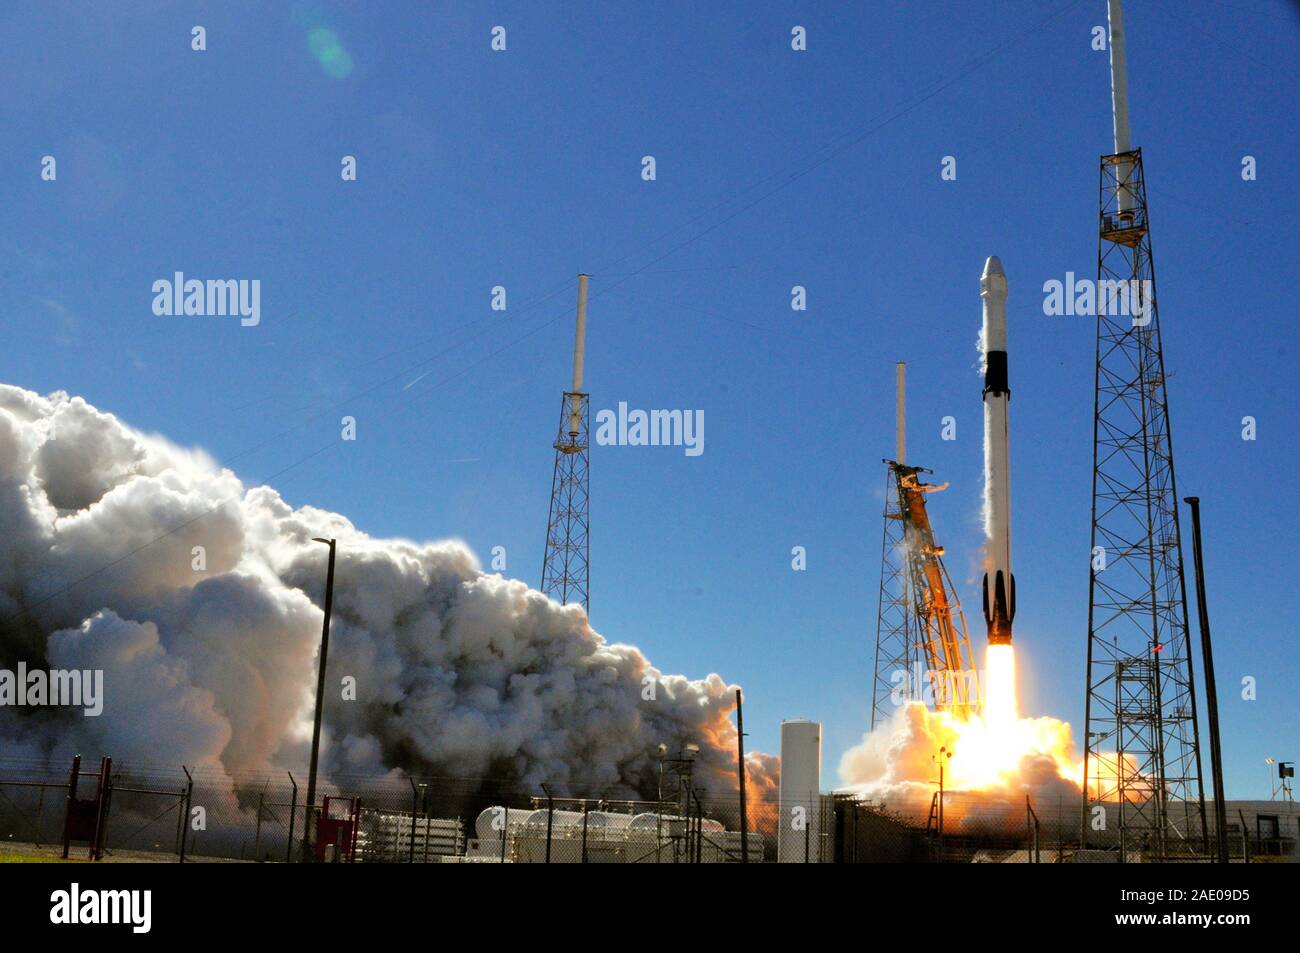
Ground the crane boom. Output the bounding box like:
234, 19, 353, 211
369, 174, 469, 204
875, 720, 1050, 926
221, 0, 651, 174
890, 462, 981, 719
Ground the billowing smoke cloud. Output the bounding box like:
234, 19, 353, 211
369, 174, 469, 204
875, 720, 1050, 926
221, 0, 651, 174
0, 385, 775, 807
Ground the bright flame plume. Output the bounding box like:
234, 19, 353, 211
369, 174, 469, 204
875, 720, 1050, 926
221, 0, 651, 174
840, 642, 1137, 803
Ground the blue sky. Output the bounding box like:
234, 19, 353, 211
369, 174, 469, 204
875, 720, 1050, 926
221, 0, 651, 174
2, 1, 1296, 798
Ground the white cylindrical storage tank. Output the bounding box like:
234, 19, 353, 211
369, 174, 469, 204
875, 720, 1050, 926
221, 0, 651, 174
585, 811, 632, 830
522, 809, 587, 831
778, 719, 822, 863
474, 807, 534, 842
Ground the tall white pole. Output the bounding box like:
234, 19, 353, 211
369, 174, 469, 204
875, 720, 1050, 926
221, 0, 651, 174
568, 274, 589, 438
1107, 0, 1135, 215
896, 362, 906, 465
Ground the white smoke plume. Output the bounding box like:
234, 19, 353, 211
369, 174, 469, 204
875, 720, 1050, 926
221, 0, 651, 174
0, 385, 776, 806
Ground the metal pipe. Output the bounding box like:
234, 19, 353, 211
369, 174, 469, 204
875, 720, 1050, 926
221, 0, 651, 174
303, 537, 337, 862
1184, 497, 1229, 863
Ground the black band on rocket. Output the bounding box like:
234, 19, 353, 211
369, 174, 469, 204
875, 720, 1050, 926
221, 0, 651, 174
984, 351, 1009, 398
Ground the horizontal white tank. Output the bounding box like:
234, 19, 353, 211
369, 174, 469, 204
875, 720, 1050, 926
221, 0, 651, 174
628, 812, 723, 833
523, 809, 589, 830
478, 806, 729, 842
476, 806, 647, 839
474, 807, 534, 842
585, 811, 633, 830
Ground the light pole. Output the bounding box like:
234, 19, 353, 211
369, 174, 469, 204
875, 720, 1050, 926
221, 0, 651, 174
302, 536, 336, 862
1184, 497, 1226, 862
934, 746, 952, 860
735, 688, 749, 864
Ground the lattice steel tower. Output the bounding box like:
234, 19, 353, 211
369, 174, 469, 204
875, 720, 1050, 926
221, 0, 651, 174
873, 364, 915, 727
1081, 1, 1205, 858
872, 466, 915, 729
540, 274, 591, 612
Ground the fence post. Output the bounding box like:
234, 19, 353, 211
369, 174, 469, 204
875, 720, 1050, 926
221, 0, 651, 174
420, 785, 430, 864
179, 765, 193, 864
499, 807, 508, 863
254, 790, 265, 861
805, 807, 811, 862
174, 785, 185, 855
61, 754, 81, 859
89, 756, 112, 862
286, 772, 298, 864
937, 761, 945, 862
408, 778, 418, 864
542, 783, 553, 864
692, 790, 705, 864
581, 801, 589, 864
34, 784, 46, 848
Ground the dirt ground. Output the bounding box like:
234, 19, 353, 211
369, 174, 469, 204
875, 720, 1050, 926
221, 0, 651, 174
0, 840, 253, 863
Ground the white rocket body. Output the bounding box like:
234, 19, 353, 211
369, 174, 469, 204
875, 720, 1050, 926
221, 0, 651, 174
981, 256, 1014, 645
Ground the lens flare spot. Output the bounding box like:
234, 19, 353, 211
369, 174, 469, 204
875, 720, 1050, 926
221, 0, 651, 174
308, 27, 354, 79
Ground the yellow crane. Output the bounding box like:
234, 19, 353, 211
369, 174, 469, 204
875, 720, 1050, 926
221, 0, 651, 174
891, 462, 982, 720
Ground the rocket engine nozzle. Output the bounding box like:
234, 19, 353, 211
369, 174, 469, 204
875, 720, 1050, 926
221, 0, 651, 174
982, 570, 1015, 645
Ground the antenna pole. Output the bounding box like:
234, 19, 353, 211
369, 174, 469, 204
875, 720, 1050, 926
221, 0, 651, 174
569, 274, 589, 437
1107, 0, 1135, 215
896, 362, 906, 465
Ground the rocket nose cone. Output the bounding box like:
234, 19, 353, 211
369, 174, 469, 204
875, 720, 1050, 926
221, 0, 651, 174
981, 255, 1008, 299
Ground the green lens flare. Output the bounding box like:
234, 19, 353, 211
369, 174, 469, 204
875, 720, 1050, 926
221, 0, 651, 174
307, 27, 353, 79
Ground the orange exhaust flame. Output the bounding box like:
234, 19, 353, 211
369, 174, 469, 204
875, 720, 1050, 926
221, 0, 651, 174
840, 644, 1142, 804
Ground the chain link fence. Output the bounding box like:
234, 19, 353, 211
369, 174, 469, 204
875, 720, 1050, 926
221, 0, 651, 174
7, 756, 1265, 863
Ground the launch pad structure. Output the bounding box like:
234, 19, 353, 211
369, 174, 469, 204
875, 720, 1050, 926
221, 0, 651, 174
1081, 0, 1207, 859
871, 364, 981, 728
540, 274, 592, 613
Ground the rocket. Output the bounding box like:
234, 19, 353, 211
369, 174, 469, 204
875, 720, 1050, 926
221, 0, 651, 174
980, 256, 1015, 645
